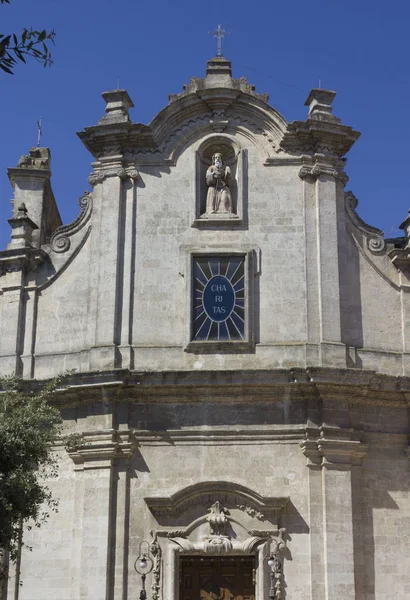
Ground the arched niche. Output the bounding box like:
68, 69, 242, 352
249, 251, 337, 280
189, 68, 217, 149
192, 135, 247, 228
144, 482, 288, 600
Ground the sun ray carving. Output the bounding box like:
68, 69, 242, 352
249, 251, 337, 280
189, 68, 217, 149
193, 256, 245, 341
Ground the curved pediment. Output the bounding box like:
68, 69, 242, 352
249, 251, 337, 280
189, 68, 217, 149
145, 480, 288, 520
78, 58, 289, 165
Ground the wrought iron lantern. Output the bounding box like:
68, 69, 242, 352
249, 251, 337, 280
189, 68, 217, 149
134, 541, 153, 600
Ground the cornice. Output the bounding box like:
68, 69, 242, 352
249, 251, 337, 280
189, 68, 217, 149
281, 118, 360, 158
300, 426, 368, 469
34, 366, 410, 409
66, 428, 135, 470
0, 245, 48, 278
133, 426, 306, 446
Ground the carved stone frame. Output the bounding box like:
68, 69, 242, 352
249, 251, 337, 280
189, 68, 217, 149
180, 244, 260, 353
164, 536, 272, 600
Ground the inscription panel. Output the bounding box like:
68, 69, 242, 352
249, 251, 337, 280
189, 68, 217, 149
193, 256, 245, 341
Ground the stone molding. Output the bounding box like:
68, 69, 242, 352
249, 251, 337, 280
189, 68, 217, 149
0, 246, 48, 278
133, 427, 305, 446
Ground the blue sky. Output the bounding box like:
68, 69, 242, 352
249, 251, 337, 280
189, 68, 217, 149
0, 0, 409, 248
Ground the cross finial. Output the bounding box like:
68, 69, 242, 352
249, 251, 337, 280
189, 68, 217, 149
209, 24, 229, 57
37, 117, 42, 147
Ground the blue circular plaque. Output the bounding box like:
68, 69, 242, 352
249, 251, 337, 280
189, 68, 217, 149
203, 275, 235, 323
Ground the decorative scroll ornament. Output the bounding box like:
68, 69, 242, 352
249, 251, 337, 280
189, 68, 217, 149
150, 531, 162, 600
345, 190, 386, 254
50, 192, 93, 253
311, 164, 322, 177
298, 166, 310, 179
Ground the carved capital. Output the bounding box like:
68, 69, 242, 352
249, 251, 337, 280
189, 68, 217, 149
88, 167, 129, 186
298, 166, 311, 180
88, 171, 105, 187
311, 164, 322, 177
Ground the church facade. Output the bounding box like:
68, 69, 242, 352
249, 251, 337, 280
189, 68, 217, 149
1, 56, 410, 600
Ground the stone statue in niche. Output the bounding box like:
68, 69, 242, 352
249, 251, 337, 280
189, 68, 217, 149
205, 153, 233, 215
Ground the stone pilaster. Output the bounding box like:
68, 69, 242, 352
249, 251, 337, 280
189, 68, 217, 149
301, 427, 367, 600
0, 205, 47, 375
88, 163, 128, 370
68, 429, 134, 600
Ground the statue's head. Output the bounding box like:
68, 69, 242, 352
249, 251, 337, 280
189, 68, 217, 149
212, 153, 223, 168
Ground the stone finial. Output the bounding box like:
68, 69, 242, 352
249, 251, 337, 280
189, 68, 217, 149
7, 204, 38, 249
305, 89, 339, 122
206, 56, 232, 77
98, 90, 134, 124
400, 209, 410, 249
16, 147, 51, 171
167, 57, 268, 103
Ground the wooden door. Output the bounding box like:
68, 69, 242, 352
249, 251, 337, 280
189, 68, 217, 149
179, 556, 255, 600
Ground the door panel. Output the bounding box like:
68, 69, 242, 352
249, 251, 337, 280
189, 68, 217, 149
180, 556, 255, 600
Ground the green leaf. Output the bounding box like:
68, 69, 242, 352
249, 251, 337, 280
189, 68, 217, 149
0, 63, 13, 74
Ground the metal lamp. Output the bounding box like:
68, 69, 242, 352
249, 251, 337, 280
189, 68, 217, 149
134, 541, 153, 600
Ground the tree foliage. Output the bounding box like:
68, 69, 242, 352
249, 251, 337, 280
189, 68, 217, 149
0, 0, 55, 75
0, 376, 64, 582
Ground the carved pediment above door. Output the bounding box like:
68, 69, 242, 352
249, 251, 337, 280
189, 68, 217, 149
145, 480, 288, 556
144, 480, 288, 525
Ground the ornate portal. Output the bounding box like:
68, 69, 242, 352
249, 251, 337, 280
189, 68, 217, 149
145, 482, 288, 600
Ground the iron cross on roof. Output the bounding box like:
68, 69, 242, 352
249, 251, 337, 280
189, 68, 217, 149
209, 24, 229, 57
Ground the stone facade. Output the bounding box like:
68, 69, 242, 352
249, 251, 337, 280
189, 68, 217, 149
1, 56, 410, 600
